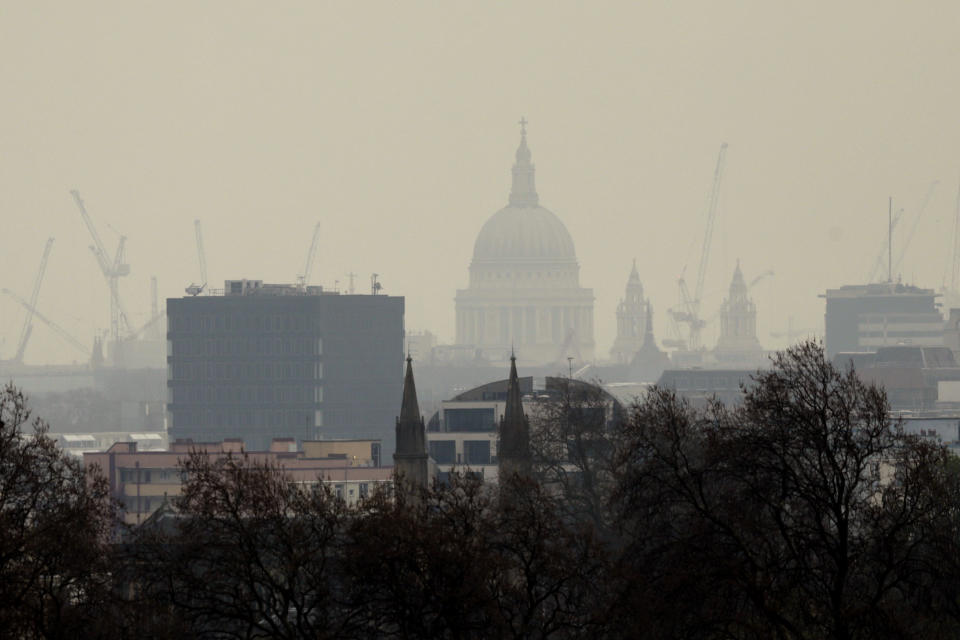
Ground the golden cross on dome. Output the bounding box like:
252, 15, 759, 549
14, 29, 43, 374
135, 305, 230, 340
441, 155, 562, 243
518, 116, 528, 136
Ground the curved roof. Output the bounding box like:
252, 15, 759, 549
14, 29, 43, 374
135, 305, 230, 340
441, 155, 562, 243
472, 205, 577, 262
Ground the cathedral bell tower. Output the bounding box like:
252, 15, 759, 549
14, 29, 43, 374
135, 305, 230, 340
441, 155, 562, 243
715, 261, 763, 362
610, 260, 647, 363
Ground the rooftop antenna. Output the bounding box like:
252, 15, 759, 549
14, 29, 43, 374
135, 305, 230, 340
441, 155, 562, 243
370, 273, 381, 295
347, 272, 356, 295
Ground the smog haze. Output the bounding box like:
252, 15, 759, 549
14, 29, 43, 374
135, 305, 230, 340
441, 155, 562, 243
3, 1, 960, 364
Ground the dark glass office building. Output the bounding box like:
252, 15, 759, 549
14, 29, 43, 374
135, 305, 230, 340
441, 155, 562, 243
167, 280, 403, 452
821, 283, 942, 358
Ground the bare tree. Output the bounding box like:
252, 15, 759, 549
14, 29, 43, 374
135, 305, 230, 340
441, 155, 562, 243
610, 342, 960, 639
131, 451, 355, 639
345, 474, 498, 639
529, 378, 620, 533
490, 473, 609, 639
0, 383, 116, 639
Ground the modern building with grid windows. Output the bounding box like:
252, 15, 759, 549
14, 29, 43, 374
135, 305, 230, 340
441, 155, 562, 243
166, 280, 404, 452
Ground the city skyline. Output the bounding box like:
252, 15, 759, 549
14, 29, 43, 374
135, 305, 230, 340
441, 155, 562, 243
3, 2, 960, 364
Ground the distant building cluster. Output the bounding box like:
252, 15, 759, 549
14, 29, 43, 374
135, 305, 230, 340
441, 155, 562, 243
9, 118, 960, 512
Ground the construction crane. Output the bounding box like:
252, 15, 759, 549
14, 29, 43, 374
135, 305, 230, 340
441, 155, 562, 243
893, 180, 939, 277
70, 190, 132, 341
186, 219, 208, 296
749, 269, 775, 289
128, 276, 165, 341
669, 143, 728, 350
950, 178, 960, 296
149, 276, 162, 340
127, 313, 165, 341
2, 288, 90, 358
10, 237, 54, 362
297, 222, 322, 289
865, 203, 904, 283
696, 267, 775, 330
864, 182, 939, 283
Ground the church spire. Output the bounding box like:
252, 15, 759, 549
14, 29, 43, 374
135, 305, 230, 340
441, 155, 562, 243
399, 355, 421, 428
498, 353, 532, 478
509, 116, 539, 208
643, 302, 655, 347
394, 356, 429, 495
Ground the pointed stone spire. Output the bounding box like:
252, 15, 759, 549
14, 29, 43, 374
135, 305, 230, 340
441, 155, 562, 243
399, 355, 422, 431
630, 301, 670, 382
729, 259, 748, 300
508, 116, 539, 208
394, 356, 429, 494
643, 301, 655, 347
498, 353, 531, 478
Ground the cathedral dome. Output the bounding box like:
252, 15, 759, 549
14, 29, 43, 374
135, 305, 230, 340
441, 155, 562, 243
472, 205, 577, 262
455, 119, 595, 366
470, 118, 577, 264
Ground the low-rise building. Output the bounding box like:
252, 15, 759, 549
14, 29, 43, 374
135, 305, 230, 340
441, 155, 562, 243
84, 437, 389, 524
426, 373, 621, 483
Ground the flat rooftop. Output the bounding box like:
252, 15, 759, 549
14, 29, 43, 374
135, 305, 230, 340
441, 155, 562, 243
821, 282, 938, 299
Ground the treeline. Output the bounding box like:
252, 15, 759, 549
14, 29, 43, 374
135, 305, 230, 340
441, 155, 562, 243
4, 342, 960, 638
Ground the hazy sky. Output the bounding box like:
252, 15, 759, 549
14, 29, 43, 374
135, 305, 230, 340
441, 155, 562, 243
3, 1, 960, 365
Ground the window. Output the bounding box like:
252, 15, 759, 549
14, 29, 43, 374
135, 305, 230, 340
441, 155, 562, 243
429, 440, 456, 464
464, 440, 491, 465
445, 408, 496, 432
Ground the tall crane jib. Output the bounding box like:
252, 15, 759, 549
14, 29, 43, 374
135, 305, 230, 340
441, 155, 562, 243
70, 190, 133, 342
12, 237, 54, 362
2, 288, 89, 359
670, 143, 728, 351
298, 222, 322, 290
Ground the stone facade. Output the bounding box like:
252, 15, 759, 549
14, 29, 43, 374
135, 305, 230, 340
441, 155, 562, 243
455, 122, 594, 366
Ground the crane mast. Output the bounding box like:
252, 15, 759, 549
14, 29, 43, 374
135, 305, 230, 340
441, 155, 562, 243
195, 220, 207, 288
12, 237, 54, 362
672, 143, 728, 350
70, 190, 132, 342
298, 222, 322, 289
186, 219, 208, 296
892, 180, 939, 277
950, 178, 960, 296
